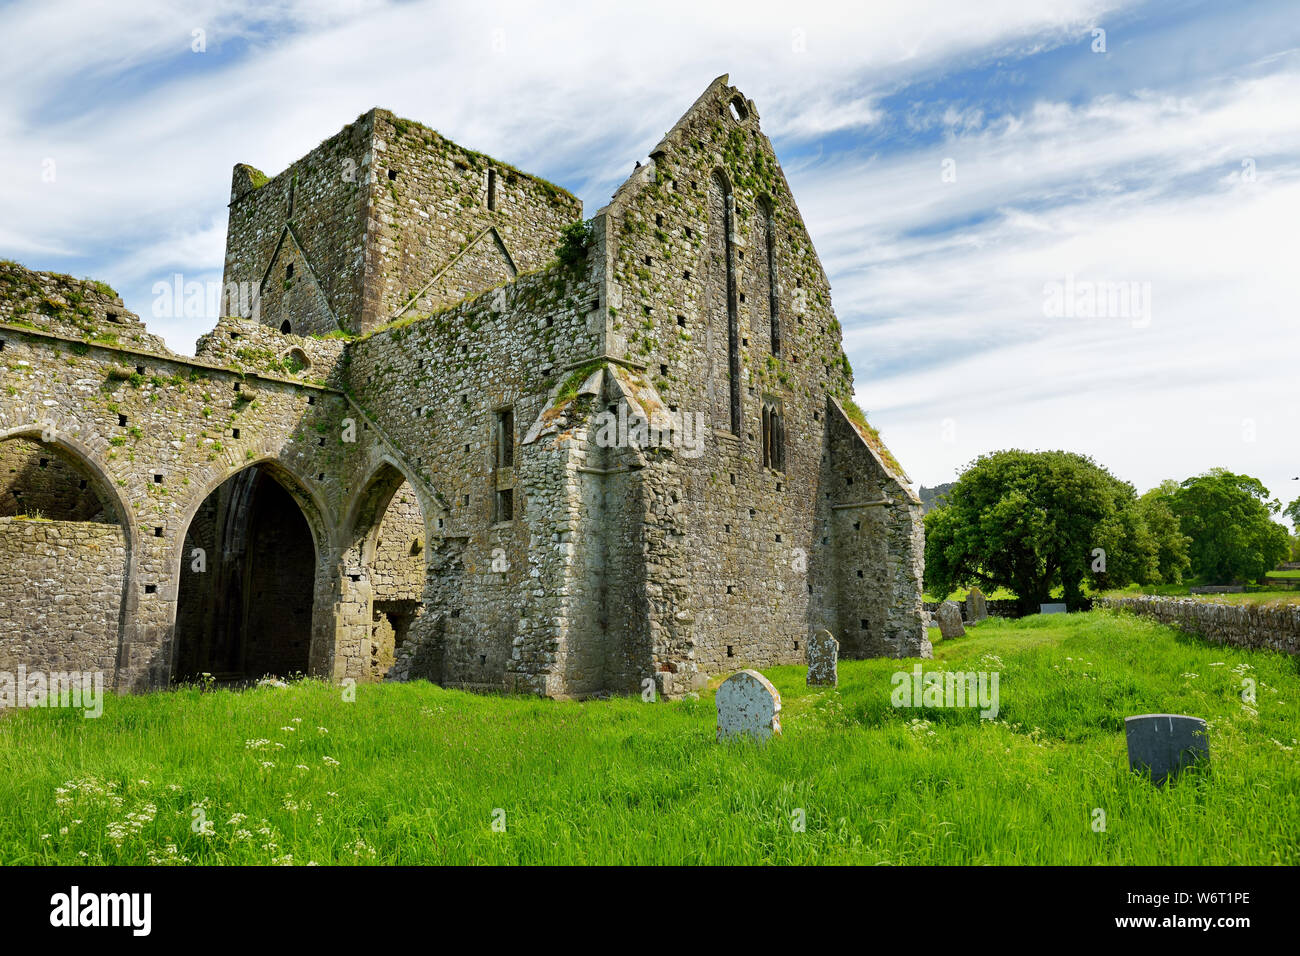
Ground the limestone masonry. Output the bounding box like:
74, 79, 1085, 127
0, 76, 930, 698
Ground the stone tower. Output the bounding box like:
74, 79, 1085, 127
221, 107, 581, 337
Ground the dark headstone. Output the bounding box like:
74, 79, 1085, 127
1125, 714, 1209, 785
965, 587, 988, 623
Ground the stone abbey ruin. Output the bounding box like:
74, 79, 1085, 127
0, 76, 929, 699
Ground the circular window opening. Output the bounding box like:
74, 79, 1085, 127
729, 97, 749, 123
280, 320, 292, 334
280, 347, 311, 374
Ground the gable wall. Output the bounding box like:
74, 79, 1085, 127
594, 79, 862, 680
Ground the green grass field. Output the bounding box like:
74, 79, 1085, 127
1, 610, 1297, 865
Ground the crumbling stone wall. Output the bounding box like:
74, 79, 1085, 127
821, 400, 929, 659
0, 260, 168, 355
367, 481, 425, 678
221, 108, 582, 337
0, 264, 412, 691
370, 482, 424, 601
0, 518, 127, 678
194, 316, 348, 388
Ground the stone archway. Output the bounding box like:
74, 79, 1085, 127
171, 461, 322, 683
340, 458, 442, 681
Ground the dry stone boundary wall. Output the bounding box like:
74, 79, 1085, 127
1097, 596, 1300, 656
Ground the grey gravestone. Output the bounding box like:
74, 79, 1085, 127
965, 587, 988, 623
936, 600, 965, 640
1040, 602, 1067, 614
806, 629, 838, 686
1125, 714, 1209, 785
716, 670, 782, 742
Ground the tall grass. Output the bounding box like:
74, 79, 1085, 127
1, 610, 1296, 865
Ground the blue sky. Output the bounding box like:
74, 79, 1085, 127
2, 0, 1298, 516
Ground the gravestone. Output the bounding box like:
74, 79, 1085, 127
806, 629, 838, 686
1124, 714, 1209, 785
965, 587, 988, 623
716, 670, 782, 742
936, 600, 965, 640
1040, 603, 1067, 614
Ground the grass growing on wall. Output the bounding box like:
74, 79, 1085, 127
1, 611, 1296, 865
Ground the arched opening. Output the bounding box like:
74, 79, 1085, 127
0, 434, 129, 681
762, 397, 785, 472
344, 462, 431, 680
280, 320, 292, 334
280, 346, 310, 373
172, 463, 317, 683
757, 195, 780, 357
708, 170, 741, 435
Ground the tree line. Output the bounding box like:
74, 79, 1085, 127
924, 450, 1297, 614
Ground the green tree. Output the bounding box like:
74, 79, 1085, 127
1136, 482, 1192, 585
1286, 496, 1300, 561
1283, 495, 1300, 531
924, 450, 1160, 614
1166, 469, 1290, 582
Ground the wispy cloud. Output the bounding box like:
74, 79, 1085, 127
0, 0, 1119, 323
791, 68, 1300, 505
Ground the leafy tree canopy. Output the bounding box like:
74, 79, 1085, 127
1283, 495, 1300, 530
924, 450, 1186, 613
1165, 469, 1290, 583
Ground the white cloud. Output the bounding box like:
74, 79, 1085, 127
781, 72, 1300, 505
